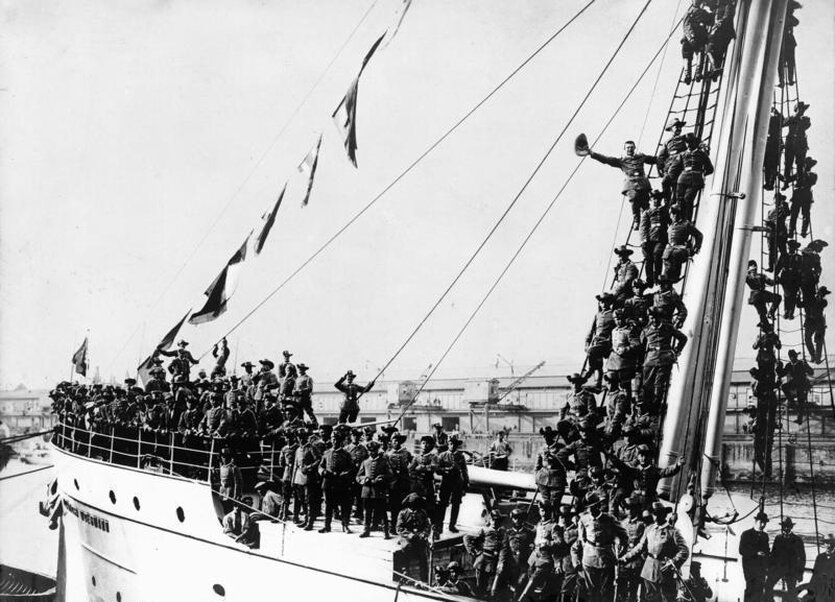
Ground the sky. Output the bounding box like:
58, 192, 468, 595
1, 0, 833, 389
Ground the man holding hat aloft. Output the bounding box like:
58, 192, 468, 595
739, 510, 770, 602
764, 516, 805, 601
619, 501, 687, 602
157, 339, 199, 381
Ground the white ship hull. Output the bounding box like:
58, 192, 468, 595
53, 444, 459, 602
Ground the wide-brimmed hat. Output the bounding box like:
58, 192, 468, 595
510, 507, 526, 518
297, 363, 309, 371
254, 481, 273, 491
614, 245, 634, 256
665, 117, 686, 131
539, 426, 556, 439
631, 279, 647, 290
754, 511, 769, 522
787, 239, 801, 249
259, 359, 275, 370
419, 435, 436, 449
366, 440, 381, 452
595, 292, 615, 304
651, 502, 672, 515
819, 286, 831, 297
566, 372, 587, 384
282, 350, 293, 357
241, 361, 254, 368
622, 493, 644, 508
637, 444, 652, 455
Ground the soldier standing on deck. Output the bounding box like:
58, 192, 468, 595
293, 363, 316, 424
318, 426, 354, 533
573, 492, 627, 602
464, 509, 511, 597
436, 434, 468, 533
619, 502, 688, 602
739, 511, 770, 602
583, 141, 658, 231
334, 370, 375, 423
499, 507, 535, 595
764, 516, 806, 602
386, 433, 413, 531
618, 494, 647, 602
356, 439, 392, 539
409, 435, 440, 538
394, 493, 432, 583
517, 502, 560, 602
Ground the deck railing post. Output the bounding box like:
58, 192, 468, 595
208, 437, 216, 482
169, 431, 175, 475
270, 442, 275, 481
137, 429, 143, 469
109, 427, 115, 463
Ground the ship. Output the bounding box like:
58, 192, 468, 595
39, 1, 834, 601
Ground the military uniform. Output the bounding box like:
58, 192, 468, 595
775, 247, 803, 318
763, 109, 782, 190
606, 323, 641, 398
804, 293, 828, 363
640, 204, 669, 287
319, 445, 354, 531
500, 522, 536, 592
294, 441, 323, 529
611, 258, 639, 301
526, 518, 560, 594
565, 387, 596, 419
662, 217, 703, 282
408, 451, 439, 533
653, 286, 687, 328
573, 511, 627, 602
436, 447, 468, 532
535, 442, 569, 505
621, 522, 688, 602
658, 134, 688, 202
356, 452, 392, 536
347, 440, 369, 519
464, 524, 511, 595
789, 169, 816, 238
681, 4, 712, 83
219, 458, 243, 501
618, 516, 646, 602
386, 446, 413, 530
293, 372, 315, 423
782, 107, 809, 180
766, 200, 790, 271
640, 319, 687, 409
279, 440, 299, 520
746, 269, 782, 325
675, 146, 714, 221
395, 506, 432, 582
334, 375, 374, 423
589, 151, 657, 228
739, 527, 769, 602
585, 307, 616, 387
800, 245, 822, 306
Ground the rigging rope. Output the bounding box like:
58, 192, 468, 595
109, 0, 381, 369
0, 464, 54, 482
395, 10, 684, 421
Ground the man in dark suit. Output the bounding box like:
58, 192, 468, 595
739, 511, 770, 602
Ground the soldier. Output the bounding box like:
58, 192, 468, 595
436, 435, 468, 533
356, 439, 392, 538
804, 286, 829, 364
394, 493, 432, 583
754, 321, 782, 380
619, 502, 688, 602
563, 417, 606, 474
705, 0, 737, 79
587, 467, 613, 515
318, 426, 354, 533
775, 239, 803, 319
430, 422, 449, 451
778, 7, 799, 88
517, 502, 560, 602
198, 393, 225, 436
499, 507, 535, 595
218, 447, 243, 504
334, 370, 375, 424
606, 310, 641, 401
145, 360, 171, 394
652, 274, 688, 328
440, 561, 475, 597
676, 134, 714, 221
252, 481, 282, 521
489, 430, 512, 471
259, 394, 283, 438
800, 239, 826, 306
254, 359, 279, 408
610, 245, 639, 303
583, 293, 617, 388
607, 445, 684, 506
211, 338, 230, 379
222, 500, 258, 548
640, 191, 670, 287
293, 363, 316, 424
409, 435, 440, 537
739, 511, 770, 602
534, 426, 569, 507
278, 429, 300, 522
464, 509, 511, 596
680, 560, 713, 602
294, 430, 323, 530
157, 340, 199, 381
746, 260, 781, 325
662, 204, 703, 282
658, 119, 688, 204
618, 494, 647, 602
565, 373, 596, 420
239, 361, 256, 390
572, 493, 627, 602
624, 279, 652, 327
278, 350, 297, 404
641, 307, 688, 410
781, 349, 814, 424
386, 433, 413, 531
782, 101, 810, 185
763, 107, 783, 191
764, 516, 805, 601
789, 159, 817, 238
557, 505, 580, 602
680, 0, 712, 84
581, 140, 657, 231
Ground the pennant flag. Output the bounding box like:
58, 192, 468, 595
332, 32, 387, 167
255, 186, 286, 254
71, 338, 88, 377
137, 309, 191, 385
383, 0, 413, 48
189, 233, 251, 325
297, 134, 323, 207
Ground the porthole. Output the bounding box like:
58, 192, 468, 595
213, 584, 225, 597
109, 491, 117, 505
74, 478, 79, 490
176, 507, 185, 522
91, 576, 96, 587
116, 592, 122, 602
133, 496, 140, 511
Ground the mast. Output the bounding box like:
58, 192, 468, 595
657, 0, 789, 499
700, 0, 789, 500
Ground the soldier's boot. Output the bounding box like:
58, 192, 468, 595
695, 52, 706, 81
318, 511, 331, 533
383, 517, 392, 540
683, 60, 693, 85
448, 503, 460, 533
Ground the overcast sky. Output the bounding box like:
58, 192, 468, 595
1, 0, 833, 389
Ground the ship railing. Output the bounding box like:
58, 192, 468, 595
53, 421, 284, 485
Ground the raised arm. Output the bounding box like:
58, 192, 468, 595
589, 151, 622, 168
